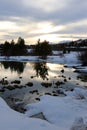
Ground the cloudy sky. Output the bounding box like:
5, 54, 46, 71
0, 0, 87, 44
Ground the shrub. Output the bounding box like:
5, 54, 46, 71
34, 40, 52, 57
78, 51, 87, 66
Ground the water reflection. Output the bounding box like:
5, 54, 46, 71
0, 61, 26, 74
0, 61, 87, 113
33, 62, 49, 80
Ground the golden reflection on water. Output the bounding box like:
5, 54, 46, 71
0, 61, 87, 109
0, 61, 86, 87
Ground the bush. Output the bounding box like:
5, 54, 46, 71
78, 51, 87, 66
34, 40, 52, 57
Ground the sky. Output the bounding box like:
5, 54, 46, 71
0, 0, 87, 44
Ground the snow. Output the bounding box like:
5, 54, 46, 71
65, 87, 87, 99
71, 117, 87, 130
47, 52, 80, 65
0, 56, 38, 62
75, 66, 87, 73
0, 97, 58, 130
27, 48, 33, 53
1, 88, 87, 130
25, 88, 87, 130
0, 52, 80, 66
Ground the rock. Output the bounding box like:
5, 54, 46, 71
6, 85, 15, 90
29, 90, 38, 94
45, 93, 52, 95
69, 77, 71, 80
35, 98, 40, 101
13, 85, 24, 89
57, 89, 66, 95
19, 77, 22, 79
31, 76, 34, 79
26, 82, 33, 87
53, 94, 58, 96
41, 82, 52, 88
64, 79, 67, 82
64, 65, 68, 68
70, 89, 74, 91
0, 78, 9, 85
62, 75, 66, 78
61, 69, 64, 73
55, 81, 64, 86
11, 80, 21, 84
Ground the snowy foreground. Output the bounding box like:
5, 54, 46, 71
0, 97, 58, 130
1, 88, 87, 130
25, 88, 87, 130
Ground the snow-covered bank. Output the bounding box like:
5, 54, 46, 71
0, 56, 38, 62
25, 88, 87, 130
75, 66, 87, 73
0, 52, 80, 65
0, 97, 58, 130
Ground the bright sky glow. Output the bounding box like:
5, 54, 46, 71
0, 21, 19, 30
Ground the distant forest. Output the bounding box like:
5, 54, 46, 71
0, 38, 87, 56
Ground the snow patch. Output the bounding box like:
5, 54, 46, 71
25, 88, 87, 130
0, 97, 58, 130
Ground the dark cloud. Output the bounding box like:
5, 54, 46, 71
0, 0, 87, 23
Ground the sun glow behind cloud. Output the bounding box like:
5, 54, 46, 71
0, 20, 67, 44
0, 19, 87, 44
0, 21, 19, 30
30, 22, 65, 34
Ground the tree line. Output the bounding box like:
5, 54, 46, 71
1, 37, 28, 56
0, 37, 87, 56
0, 38, 52, 57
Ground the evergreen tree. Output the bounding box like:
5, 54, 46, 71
34, 40, 52, 57
2, 37, 28, 56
